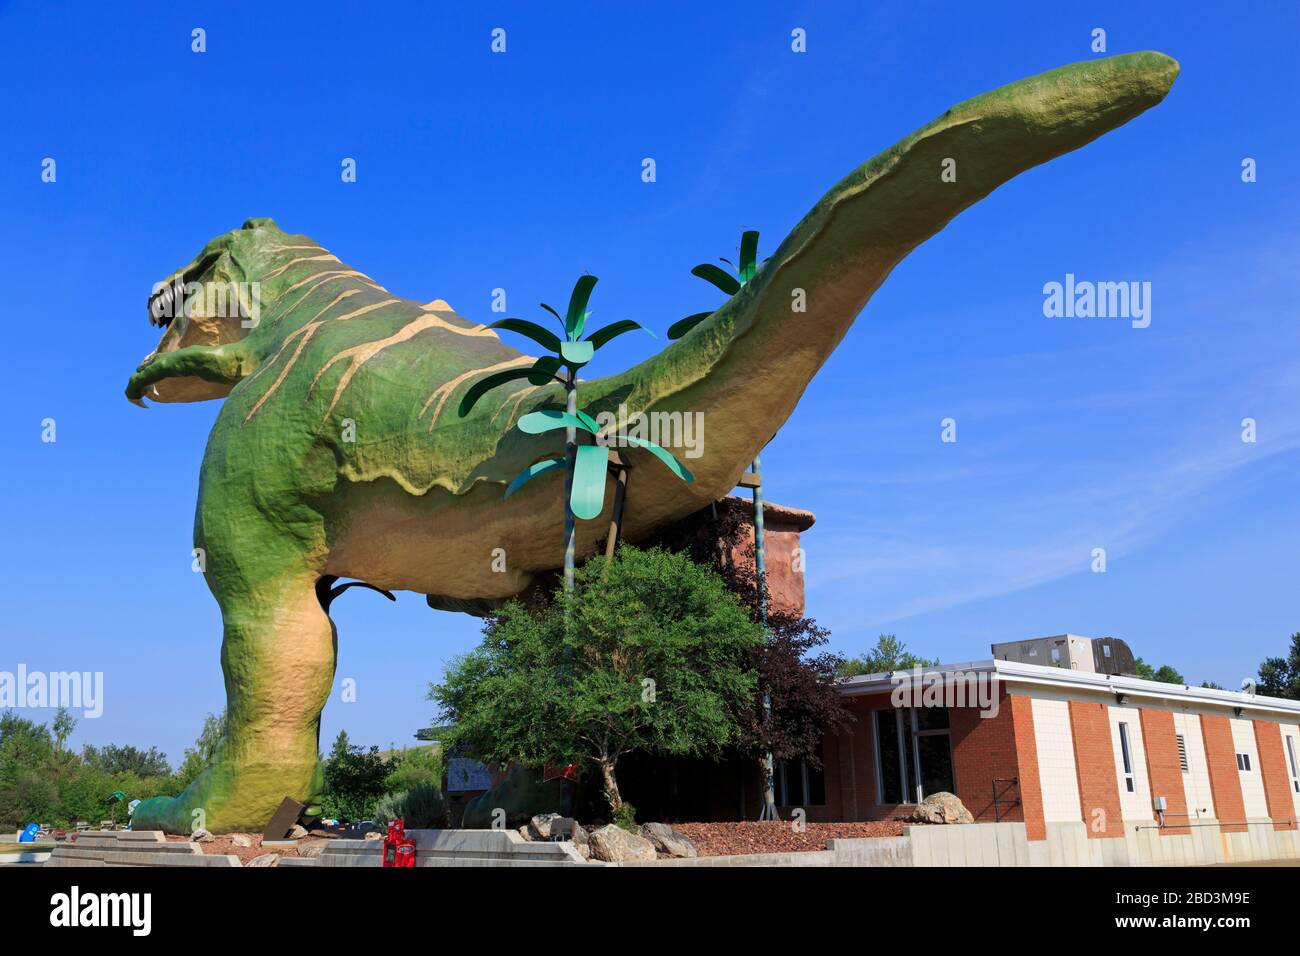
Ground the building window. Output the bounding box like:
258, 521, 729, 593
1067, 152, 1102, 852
1176, 734, 1189, 772
874, 707, 954, 804
775, 743, 826, 807
1118, 722, 1136, 793
1236, 753, 1252, 772
1286, 737, 1300, 794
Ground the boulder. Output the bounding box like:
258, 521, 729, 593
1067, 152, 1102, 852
298, 842, 326, 858
528, 813, 575, 841
288, 824, 308, 840
571, 823, 591, 860
589, 824, 656, 863
189, 828, 214, 843
908, 792, 974, 825
517, 825, 533, 842
639, 822, 697, 858
230, 833, 254, 848
246, 853, 280, 867
363, 831, 383, 841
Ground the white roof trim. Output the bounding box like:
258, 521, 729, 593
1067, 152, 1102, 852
835, 659, 1300, 718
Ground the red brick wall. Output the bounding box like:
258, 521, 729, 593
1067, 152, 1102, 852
1009, 693, 1046, 841
950, 690, 1023, 824
1068, 701, 1124, 838
1139, 708, 1189, 835
1200, 714, 1248, 833
1252, 721, 1299, 831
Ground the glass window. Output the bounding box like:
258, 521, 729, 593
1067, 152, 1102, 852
1118, 722, 1135, 793
875, 707, 954, 804
875, 709, 903, 804
1286, 737, 1299, 794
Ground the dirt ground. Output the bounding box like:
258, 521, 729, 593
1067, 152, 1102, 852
671, 820, 904, 857
165, 832, 333, 864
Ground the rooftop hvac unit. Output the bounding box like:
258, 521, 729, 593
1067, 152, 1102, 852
990, 634, 1096, 672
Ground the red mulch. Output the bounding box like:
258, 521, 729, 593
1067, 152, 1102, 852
671, 821, 904, 857
165, 833, 330, 865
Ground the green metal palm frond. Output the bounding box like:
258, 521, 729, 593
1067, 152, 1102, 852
671, 229, 762, 340
565, 275, 598, 341
507, 407, 693, 519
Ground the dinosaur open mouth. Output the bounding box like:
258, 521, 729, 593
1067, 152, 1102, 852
147, 253, 221, 328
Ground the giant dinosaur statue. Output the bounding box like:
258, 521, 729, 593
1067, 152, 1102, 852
128, 52, 1178, 833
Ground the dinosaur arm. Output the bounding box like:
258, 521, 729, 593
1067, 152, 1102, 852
126, 345, 248, 406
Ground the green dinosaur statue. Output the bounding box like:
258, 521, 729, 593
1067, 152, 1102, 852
127, 52, 1178, 833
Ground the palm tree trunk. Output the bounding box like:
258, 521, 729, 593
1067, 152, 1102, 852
562, 377, 577, 594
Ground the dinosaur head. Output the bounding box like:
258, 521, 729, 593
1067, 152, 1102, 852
137, 217, 288, 402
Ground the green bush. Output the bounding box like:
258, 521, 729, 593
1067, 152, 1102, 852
383, 746, 442, 794
612, 800, 638, 833
373, 783, 446, 829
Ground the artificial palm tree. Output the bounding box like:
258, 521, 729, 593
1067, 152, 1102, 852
673, 230, 783, 821
460, 275, 693, 593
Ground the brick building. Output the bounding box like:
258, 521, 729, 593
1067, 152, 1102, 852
788, 657, 1300, 852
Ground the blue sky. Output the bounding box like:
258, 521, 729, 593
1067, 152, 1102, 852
1, 1, 1297, 763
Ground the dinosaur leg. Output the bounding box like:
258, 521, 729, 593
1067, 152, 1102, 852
132, 571, 335, 834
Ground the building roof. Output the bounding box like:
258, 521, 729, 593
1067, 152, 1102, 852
836, 658, 1300, 720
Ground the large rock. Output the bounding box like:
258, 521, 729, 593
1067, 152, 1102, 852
572, 824, 591, 861
589, 824, 656, 863
298, 842, 326, 858
246, 853, 280, 867
190, 828, 214, 843
639, 822, 697, 858
908, 792, 974, 825
288, 824, 308, 840
230, 833, 254, 847
529, 813, 575, 841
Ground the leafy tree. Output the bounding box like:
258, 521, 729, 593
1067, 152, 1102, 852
382, 745, 443, 795
172, 711, 227, 790
52, 708, 76, 753
1134, 658, 1185, 685
80, 743, 172, 777
1200, 680, 1225, 690
0, 713, 58, 827
1257, 633, 1300, 700
320, 731, 389, 822
431, 546, 763, 813
736, 616, 853, 772
837, 634, 940, 678
642, 501, 853, 801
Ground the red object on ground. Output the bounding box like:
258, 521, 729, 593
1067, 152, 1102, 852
382, 818, 416, 868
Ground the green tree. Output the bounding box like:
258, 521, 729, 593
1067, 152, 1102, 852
320, 731, 389, 822
0, 713, 59, 828
172, 711, 227, 790
80, 743, 171, 777
431, 546, 763, 814
1257, 633, 1300, 700
837, 634, 940, 678
52, 708, 76, 753
1134, 658, 1185, 684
